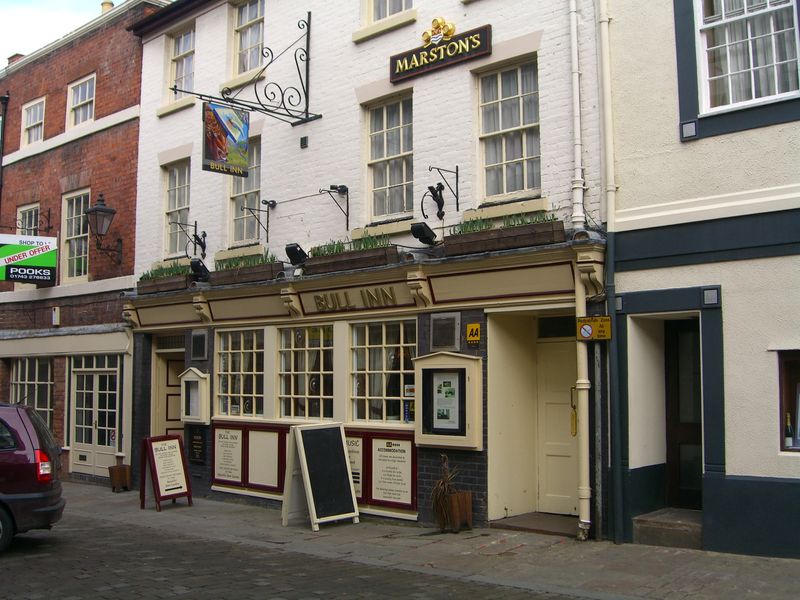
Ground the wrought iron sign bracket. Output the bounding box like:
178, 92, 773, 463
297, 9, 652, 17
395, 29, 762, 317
242, 199, 277, 241
170, 220, 207, 259
429, 165, 459, 212
0, 208, 54, 233
171, 12, 320, 126
319, 185, 349, 230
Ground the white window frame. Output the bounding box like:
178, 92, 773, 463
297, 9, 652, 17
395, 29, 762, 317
370, 0, 413, 23
350, 319, 416, 424
235, 0, 265, 75
21, 97, 45, 146
62, 190, 90, 282
171, 28, 195, 98
164, 161, 190, 257
278, 325, 334, 420
230, 137, 261, 245
67, 74, 96, 129
367, 95, 413, 220
478, 60, 541, 203
71, 354, 121, 450
11, 357, 54, 429
16, 203, 40, 236
215, 328, 265, 418
695, 0, 800, 114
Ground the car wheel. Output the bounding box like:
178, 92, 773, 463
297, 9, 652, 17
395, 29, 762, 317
0, 506, 13, 552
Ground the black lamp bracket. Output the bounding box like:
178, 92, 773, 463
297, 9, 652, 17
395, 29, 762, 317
241, 199, 277, 241
0, 208, 54, 233
170, 12, 321, 126
318, 185, 349, 230
94, 237, 123, 265
170, 220, 207, 259
428, 165, 459, 212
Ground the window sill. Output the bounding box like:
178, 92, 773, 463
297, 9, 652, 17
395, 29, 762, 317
156, 96, 196, 118
220, 67, 266, 94
352, 216, 413, 239
214, 244, 265, 261
346, 421, 415, 430
468, 195, 549, 220
698, 91, 800, 120
352, 9, 417, 44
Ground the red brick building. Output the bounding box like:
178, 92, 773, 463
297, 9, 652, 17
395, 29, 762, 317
0, 0, 165, 479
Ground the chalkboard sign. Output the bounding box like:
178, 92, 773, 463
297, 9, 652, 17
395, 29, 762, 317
282, 423, 359, 531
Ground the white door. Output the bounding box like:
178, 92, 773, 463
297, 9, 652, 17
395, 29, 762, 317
71, 357, 120, 476
536, 340, 578, 515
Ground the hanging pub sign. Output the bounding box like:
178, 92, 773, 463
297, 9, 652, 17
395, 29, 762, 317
202, 102, 249, 177
0, 234, 57, 284
390, 17, 492, 83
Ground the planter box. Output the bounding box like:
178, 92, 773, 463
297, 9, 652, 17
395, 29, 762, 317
303, 246, 399, 275
435, 490, 473, 533
136, 274, 192, 294
443, 221, 566, 257
208, 262, 286, 286
108, 464, 132, 493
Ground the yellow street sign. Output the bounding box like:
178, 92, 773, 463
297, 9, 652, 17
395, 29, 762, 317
576, 316, 611, 341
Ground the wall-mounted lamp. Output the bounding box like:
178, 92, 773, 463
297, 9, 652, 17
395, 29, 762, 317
190, 258, 210, 282
84, 193, 122, 264
285, 243, 308, 266
411, 222, 437, 246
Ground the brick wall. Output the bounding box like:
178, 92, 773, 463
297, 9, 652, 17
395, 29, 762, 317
0, 289, 128, 330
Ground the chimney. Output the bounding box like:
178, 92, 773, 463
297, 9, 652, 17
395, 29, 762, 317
101, 1, 114, 14
7, 53, 24, 65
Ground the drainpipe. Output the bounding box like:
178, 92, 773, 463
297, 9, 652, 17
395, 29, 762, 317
597, 0, 624, 543
569, 0, 591, 540
0, 92, 9, 213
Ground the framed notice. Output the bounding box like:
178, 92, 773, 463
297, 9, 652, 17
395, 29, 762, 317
214, 427, 243, 483
139, 435, 193, 512
371, 438, 412, 505
422, 368, 466, 436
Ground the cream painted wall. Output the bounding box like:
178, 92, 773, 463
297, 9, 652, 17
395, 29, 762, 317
487, 313, 538, 520
617, 254, 800, 478
608, 1, 800, 228
626, 316, 667, 470
135, 0, 602, 274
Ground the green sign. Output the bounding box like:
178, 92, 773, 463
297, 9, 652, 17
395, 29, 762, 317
0, 234, 58, 284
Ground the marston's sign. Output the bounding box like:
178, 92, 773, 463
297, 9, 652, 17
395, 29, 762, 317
390, 19, 492, 83
0, 234, 57, 284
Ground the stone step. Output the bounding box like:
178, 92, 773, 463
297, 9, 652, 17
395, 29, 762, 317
633, 507, 702, 549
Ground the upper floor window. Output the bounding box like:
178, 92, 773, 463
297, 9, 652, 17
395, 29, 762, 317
64, 191, 90, 280
11, 357, 54, 429
351, 320, 416, 423
165, 161, 190, 256
372, 0, 412, 22
279, 325, 334, 420
698, 0, 799, 111
17, 204, 39, 236
68, 74, 95, 127
368, 96, 413, 219
780, 350, 800, 451
479, 60, 540, 200
236, 0, 265, 75
217, 329, 265, 418
172, 29, 195, 97
22, 98, 44, 145
231, 138, 261, 245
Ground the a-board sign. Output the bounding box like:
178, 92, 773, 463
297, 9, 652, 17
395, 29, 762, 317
139, 435, 193, 512
281, 423, 359, 531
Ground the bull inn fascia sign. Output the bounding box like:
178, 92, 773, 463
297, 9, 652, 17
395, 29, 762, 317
390, 18, 492, 83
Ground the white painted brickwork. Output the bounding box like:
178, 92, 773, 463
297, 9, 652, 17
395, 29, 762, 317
136, 0, 601, 273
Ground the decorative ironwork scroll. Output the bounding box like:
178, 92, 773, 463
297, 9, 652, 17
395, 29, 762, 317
171, 12, 320, 126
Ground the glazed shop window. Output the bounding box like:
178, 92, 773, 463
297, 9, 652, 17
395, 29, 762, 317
373, 0, 412, 22
231, 137, 261, 244
171, 28, 195, 98
479, 61, 541, 199
10, 357, 54, 429
369, 96, 413, 219
165, 161, 190, 256
22, 98, 44, 145
63, 191, 90, 279
696, 0, 799, 112
217, 329, 265, 417
351, 320, 416, 423
279, 325, 334, 420
780, 350, 800, 451
17, 204, 39, 236
236, 0, 265, 75
68, 74, 95, 128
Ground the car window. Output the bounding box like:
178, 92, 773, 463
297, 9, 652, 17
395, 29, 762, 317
0, 420, 16, 450
26, 408, 56, 451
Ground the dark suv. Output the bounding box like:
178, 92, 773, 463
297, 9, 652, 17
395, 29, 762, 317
0, 402, 65, 551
